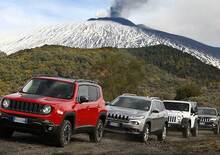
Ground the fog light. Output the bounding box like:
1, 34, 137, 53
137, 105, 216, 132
48, 126, 54, 131
57, 109, 64, 115
130, 121, 140, 125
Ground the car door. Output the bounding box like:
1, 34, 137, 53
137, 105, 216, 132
87, 85, 100, 126
75, 85, 90, 127
150, 101, 160, 132
157, 101, 166, 129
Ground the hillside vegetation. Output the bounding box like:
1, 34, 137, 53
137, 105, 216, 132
0, 45, 219, 108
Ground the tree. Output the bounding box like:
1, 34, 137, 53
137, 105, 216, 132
91, 50, 146, 100
175, 83, 201, 100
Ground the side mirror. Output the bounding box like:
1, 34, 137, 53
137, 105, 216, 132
152, 109, 160, 113
79, 96, 89, 103
105, 101, 110, 105
218, 113, 220, 116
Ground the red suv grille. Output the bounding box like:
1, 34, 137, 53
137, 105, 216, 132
7, 100, 43, 114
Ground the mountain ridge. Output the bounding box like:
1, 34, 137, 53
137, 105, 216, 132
0, 17, 219, 69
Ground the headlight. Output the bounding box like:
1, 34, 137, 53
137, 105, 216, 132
210, 118, 217, 122
42, 105, 52, 114
130, 115, 145, 120
177, 116, 182, 121
2, 99, 10, 108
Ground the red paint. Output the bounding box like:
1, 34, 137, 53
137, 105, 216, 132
0, 77, 107, 128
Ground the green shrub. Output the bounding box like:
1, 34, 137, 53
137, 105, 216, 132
175, 83, 201, 100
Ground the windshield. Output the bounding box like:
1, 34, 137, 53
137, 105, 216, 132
164, 102, 189, 112
21, 79, 74, 99
198, 108, 217, 116
111, 97, 151, 111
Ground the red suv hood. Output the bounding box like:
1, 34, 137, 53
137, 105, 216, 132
3, 93, 73, 106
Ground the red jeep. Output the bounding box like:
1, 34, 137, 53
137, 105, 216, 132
0, 76, 107, 147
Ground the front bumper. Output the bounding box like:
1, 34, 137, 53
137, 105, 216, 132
199, 122, 218, 129
0, 111, 59, 135
168, 123, 183, 130
105, 119, 144, 134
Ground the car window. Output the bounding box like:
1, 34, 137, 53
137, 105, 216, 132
21, 79, 74, 99
78, 85, 89, 101
111, 97, 151, 111
88, 86, 100, 101
156, 101, 164, 112
151, 101, 157, 111
164, 102, 190, 112
198, 108, 217, 116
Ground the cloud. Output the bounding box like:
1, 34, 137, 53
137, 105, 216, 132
96, 9, 109, 17
128, 0, 220, 47
109, 0, 149, 17
0, 0, 108, 42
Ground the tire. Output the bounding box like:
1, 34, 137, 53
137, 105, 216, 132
214, 123, 220, 135
54, 120, 72, 147
191, 121, 199, 137
141, 124, 150, 143
0, 128, 14, 138
157, 125, 167, 141
89, 120, 104, 143
183, 122, 191, 138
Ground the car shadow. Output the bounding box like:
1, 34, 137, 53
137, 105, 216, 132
103, 131, 155, 142
2, 132, 91, 147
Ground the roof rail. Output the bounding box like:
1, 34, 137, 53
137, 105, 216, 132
122, 93, 137, 96
75, 79, 97, 84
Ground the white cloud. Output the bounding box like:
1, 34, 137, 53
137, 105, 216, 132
0, 1, 101, 43
96, 9, 109, 17
129, 0, 220, 47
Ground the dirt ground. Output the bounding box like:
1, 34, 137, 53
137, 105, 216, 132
0, 130, 219, 155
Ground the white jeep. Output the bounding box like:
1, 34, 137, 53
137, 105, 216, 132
163, 100, 199, 138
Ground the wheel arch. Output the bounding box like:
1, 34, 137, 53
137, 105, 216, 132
99, 112, 107, 125
145, 119, 151, 132
63, 112, 76, 130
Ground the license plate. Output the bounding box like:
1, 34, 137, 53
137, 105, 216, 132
109, 122, 120, 127
13, 117, 27, 124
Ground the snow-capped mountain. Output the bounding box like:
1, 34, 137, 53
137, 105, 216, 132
0, 17, 219, 69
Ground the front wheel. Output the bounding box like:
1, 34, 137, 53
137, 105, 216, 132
89, 120, 104, 143
214, 123, 220, 135
183, 122, 191, 138
157, 125, 167, 141
141, 124, 150, 143
54, 120, 72, 147
191, 121, 199, 137
0, 128, 14, 139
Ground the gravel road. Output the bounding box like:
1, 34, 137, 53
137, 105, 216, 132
0, 130, 219, 155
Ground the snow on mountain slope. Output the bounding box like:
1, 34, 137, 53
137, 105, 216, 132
0, 17, 219, 69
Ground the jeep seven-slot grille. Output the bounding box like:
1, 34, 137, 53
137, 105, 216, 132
200, 117, 210, 122
108, 113, 129, 122
7, 100, 43, 114
168, 116, 177, 123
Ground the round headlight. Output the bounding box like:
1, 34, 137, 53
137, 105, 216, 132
177, 116, 182, 121
42, 105, 52, 114
2, 99, 10, 108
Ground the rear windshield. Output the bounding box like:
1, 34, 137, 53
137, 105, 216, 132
198, 108, 217, 116
21, 78, 74, 99
110, 97, 151, 111
164, 102, 189, 112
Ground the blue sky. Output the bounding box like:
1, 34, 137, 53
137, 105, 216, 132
0, 0, 219, 47
0, 0, 110, 41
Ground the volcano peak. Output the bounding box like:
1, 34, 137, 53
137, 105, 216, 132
87, 17, 136, 27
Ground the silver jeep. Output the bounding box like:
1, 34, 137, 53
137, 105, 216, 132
198, 107, 220, 134
105, 94, 168, 143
